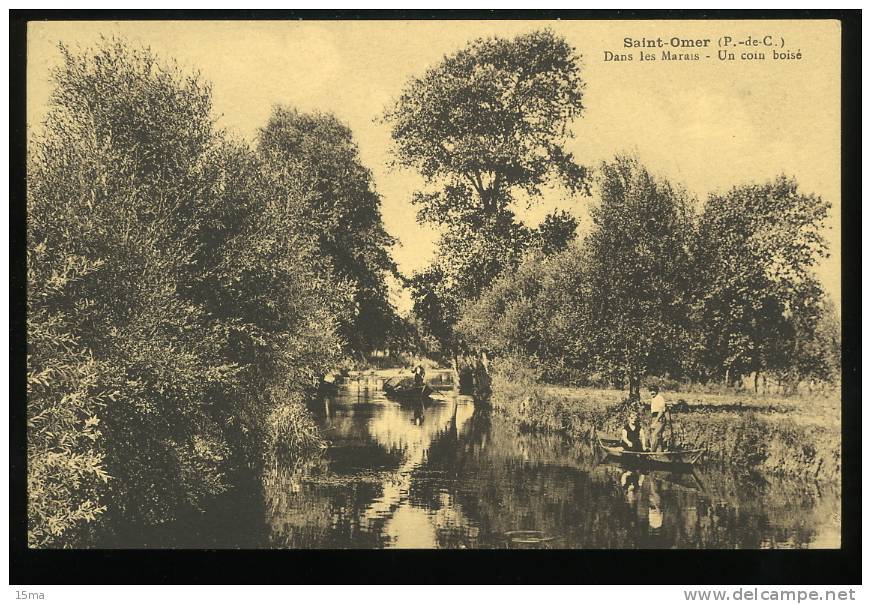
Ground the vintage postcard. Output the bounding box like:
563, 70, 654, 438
20, 15, 849, 563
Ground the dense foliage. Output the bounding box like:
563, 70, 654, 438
383, 28, 589, 227
458, 157, 837, 394
26, 40, 392, 547
384, 29, 589, 354
456, 249, 590, 381
258, 107, 397, 353
584, 155, 697, 397
693, 177, 833, 388
408, 213, 531, 352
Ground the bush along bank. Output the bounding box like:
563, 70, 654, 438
26, 39, 342, 547
489, 369, 840, 483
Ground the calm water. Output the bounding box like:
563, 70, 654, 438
261, 372, 840, 550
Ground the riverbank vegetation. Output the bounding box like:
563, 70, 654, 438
489, 359, 840, 481
386, 31, 838, 394
384, 30, 840, 476
451, 158, 839, 479
454, 158, 838, 394
27, 40, 398, 547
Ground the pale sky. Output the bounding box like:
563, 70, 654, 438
28, 20, 842, 308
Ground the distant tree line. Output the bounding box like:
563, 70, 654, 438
384, 30, 839, 396
457, 157, 839, 396
27, 40, 397, 547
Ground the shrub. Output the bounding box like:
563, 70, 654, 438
26, 246, 111, 546
27, 39, 341, 546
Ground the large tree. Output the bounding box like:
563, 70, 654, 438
258, 107, 397, 353
384, 29, 589, 346
693, 176, 831, 388
584, 155, 697, 399
28, 39, 232, 541
384, 28, 588, 228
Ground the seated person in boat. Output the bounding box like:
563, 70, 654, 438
648, 385, 669, 451
621, 411, 648, 452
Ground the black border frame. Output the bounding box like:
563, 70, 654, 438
9, 9, 861, 585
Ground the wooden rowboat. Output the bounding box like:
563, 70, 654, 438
594, 430, 705, 469
382, 377, 433, 401
317, 379, 340, 395
383, 385, 433, 401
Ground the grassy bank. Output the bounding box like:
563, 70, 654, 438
490, 364, 841, 483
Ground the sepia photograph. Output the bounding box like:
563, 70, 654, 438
10, 11, 860, 583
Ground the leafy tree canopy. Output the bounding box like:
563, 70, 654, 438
383, 29, 589, 228
585, 154, 697, 397
386, 30, 589, 350
258, 106, 398, 353
694, 175, 831, 382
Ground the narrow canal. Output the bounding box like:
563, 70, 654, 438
260, 371, 840, 549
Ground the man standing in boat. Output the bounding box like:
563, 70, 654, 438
648, 385, 668, 451
413, 364, 426, 387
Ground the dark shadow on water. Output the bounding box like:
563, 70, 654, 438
264, 373, 841, 549
100, 371, 840, 549
95, 472, 271, 549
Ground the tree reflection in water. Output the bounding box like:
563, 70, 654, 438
264, 372, 840, 549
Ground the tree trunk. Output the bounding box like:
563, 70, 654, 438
627, 372, 641, 401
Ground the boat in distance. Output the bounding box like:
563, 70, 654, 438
382, 376, 433, 401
